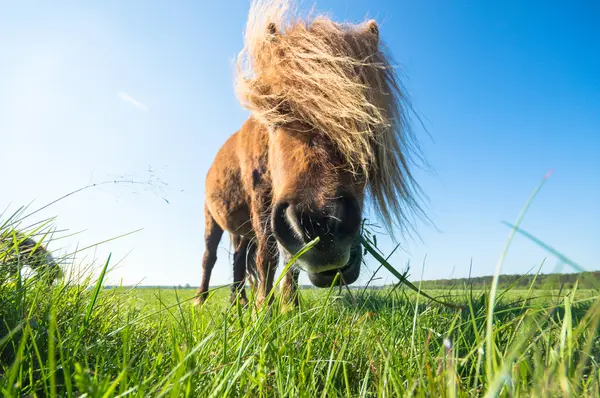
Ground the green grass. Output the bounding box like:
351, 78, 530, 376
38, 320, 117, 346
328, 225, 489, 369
2, 264, 600, 396
2, 174, 600, 396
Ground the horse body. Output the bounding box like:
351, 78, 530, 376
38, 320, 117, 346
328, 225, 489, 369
199, 118, 272, 305
205, 118, 266, 239
195, 0, 425, 307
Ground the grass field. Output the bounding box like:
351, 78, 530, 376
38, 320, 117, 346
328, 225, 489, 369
2, 264, 600, 397
2, 177, 600, 396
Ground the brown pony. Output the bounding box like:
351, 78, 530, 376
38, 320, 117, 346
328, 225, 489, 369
194, 0, 424, 307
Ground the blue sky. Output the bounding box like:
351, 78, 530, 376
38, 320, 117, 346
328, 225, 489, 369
1, 0, 598, 287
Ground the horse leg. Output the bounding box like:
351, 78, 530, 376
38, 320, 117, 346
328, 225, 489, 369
230, 234, 249, 305
194, 206, 224, 306
281, 253, 300, 308
249, 196, 279, 306
245, 238, 258, 298
255, 235, 278, 307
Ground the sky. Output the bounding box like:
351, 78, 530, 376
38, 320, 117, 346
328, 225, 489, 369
1, 0, 599, 287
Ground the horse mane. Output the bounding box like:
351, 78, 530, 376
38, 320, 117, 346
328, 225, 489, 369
235, 0, 427, 238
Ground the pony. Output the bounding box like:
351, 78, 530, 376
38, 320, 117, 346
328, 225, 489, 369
194, 0, 425, 307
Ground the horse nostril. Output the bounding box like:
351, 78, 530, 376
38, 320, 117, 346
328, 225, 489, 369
318, 196, 361, 238
284, 205, 310, 243
273, 201, 293, 240
274, 201, 289, 223
273, 195, 361, 249
277, 203, 323, 244
284, 196, 361, 244
273, 201, 313, 249
336, 195, 361, 237
273, 201, 314, 245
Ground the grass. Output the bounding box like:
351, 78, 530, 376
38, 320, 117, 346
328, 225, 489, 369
3, 244, 600, 397
2, 271, 600, 397
2, 174, 599, 396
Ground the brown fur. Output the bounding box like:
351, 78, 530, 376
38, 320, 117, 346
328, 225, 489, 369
194, 0, 425, 307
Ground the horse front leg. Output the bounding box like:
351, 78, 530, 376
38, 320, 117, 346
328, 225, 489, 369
230, 234, 249, 306
254, 235, 278, 307
281, 253, 300, 308
250, 197, 279, 307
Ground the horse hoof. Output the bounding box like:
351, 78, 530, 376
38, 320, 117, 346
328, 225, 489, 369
230, 296, 248, 307
281, 302, 298, 314
193, 296, 205, 307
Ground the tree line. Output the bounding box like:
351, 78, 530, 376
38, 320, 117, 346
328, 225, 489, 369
413, 271, 600, 291
102, 271, 600, 291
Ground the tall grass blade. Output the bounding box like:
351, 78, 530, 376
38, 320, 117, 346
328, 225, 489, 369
485, 169, 553, 386
501, 222, 588, 275
360, 235, 461, 309
84, 253, 111, 328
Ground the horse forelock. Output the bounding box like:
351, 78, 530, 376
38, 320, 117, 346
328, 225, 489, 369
234, 0, 426, 239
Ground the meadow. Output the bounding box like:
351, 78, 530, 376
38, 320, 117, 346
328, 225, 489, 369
2, 178, 600, 397
2, 256, 600, 396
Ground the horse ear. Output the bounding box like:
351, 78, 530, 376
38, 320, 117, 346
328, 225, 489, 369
364, 19, 379, 41
266, 22, 279, 39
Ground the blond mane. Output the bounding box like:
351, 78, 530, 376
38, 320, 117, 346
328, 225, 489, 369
235, 0, 426, 237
